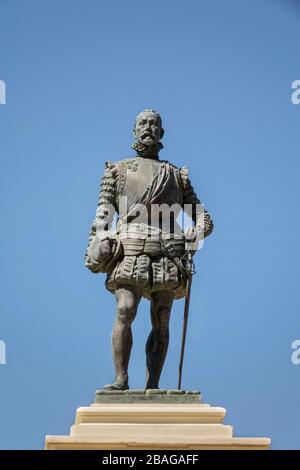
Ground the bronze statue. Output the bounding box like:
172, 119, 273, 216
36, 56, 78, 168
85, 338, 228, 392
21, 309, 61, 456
85, 109, 213, 390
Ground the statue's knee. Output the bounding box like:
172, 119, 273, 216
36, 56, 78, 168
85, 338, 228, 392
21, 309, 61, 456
117, 302, 136, 325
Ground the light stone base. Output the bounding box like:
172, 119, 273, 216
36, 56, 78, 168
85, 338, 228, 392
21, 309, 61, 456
45, 402, 271, 450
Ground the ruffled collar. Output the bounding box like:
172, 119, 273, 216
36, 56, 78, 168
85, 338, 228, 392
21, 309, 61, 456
131, 141, 163, 159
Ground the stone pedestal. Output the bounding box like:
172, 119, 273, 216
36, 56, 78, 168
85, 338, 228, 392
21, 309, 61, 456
45, 390, 270, 450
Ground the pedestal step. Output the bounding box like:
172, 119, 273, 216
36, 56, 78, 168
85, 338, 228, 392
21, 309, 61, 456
76, 404, 226, 424
45, 436, 270, 450
45, 402, 271, 450
70, 422, 233, 440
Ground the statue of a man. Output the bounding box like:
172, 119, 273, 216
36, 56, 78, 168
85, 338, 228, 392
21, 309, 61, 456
85, 110, 213, 390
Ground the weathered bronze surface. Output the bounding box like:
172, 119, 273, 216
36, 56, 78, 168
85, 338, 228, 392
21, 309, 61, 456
85, 110, 213, 390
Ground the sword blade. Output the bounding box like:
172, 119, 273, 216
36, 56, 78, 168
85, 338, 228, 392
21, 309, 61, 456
177, 273, 193, 390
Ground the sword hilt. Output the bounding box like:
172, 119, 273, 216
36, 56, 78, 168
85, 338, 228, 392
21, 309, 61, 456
182, 250, 196, 276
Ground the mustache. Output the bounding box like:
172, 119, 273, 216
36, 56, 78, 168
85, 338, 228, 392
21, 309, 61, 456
141, 131, 154, 138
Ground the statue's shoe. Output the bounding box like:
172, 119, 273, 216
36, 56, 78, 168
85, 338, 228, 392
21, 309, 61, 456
103, 381, 129, 391
145, 382, 159, 390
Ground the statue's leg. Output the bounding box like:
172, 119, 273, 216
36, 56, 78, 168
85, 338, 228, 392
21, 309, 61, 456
104, 285, 141, 390
145, 291, 174, 389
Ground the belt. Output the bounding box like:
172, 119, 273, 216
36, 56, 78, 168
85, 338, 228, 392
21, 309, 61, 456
121, 237, 185, 257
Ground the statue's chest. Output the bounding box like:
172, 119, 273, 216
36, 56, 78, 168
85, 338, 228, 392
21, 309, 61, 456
122, 158, 161, 196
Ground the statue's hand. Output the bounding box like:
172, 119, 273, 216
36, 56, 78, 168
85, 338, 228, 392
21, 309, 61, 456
85, 231, 117, 273
185, 227, 197, 242
184, 227, 203, 253
90, 236, 113, 263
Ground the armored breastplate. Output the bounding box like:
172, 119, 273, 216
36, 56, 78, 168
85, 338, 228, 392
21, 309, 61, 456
116, 157, 184, 238
117, 157, 157, 203
117, 157, 183, 206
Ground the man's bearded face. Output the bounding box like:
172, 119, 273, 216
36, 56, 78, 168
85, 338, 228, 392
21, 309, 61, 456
134, 112, 163, 147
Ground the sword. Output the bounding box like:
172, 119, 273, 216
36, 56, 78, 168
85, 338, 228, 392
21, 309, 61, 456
177, 250, 196, 390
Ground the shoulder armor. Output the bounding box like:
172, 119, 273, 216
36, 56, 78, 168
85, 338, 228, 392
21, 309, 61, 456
179, 166, 189, 189
115, 157, 139, 195
115, 156, 137, 165
160, 159, 179, 170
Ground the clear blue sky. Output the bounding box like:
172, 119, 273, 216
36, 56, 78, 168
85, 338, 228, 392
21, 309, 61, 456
1, 0, 300, 450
